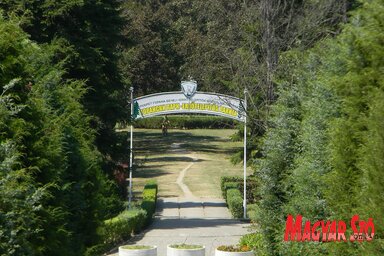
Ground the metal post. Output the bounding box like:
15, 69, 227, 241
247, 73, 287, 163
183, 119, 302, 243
129, 87, 134, 210
243, 88, 247, 219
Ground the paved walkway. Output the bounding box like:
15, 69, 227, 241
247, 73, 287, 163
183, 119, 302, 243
107, 144, 251, 256
107, 197, 250, 256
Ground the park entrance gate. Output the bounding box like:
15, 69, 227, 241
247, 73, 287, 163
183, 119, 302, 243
128, 80, 248, 218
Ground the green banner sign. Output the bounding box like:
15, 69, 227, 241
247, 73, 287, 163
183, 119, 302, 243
133, 81, 245, 122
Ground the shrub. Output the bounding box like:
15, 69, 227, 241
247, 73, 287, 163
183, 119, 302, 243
239, 233, 268, 256
222, 182, 239, 199
86, 182, 157, 255
84, 243, 110, 256
226, 188, 244, 218
87, 209, 147, 255
246, 204, 259, 221
221, 176, 242, 196
221, 176, 259, 203
99, 209, 147, 246
143, 179, 158, 190
141, 180, 158, 225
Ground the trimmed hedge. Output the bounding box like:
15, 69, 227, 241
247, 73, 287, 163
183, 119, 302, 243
227, 188, 244, 218
85, 180, 158, 256
100, 209, 147, 245
141, 180, 158, 225
117, 115, 238, 129
220, 176, 259, 204
246, 203, 259, 221
85, 208, 147, 256
222, 182, 239, 199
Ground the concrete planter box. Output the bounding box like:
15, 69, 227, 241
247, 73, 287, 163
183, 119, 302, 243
215, 248, 254, 256
167, 244, 205, 256
119, 245, 157, 256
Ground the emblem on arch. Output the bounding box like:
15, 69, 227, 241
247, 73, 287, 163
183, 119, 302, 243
181, 80, 197, 99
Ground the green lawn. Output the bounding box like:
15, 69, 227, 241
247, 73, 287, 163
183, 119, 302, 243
128, 128, 248, 199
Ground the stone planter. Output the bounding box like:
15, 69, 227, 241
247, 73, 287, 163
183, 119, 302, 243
119, 245, 157, 256
167, 244, 205, 256
215, 248, 254, 256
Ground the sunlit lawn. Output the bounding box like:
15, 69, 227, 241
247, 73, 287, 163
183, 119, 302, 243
125, 128, 248, 199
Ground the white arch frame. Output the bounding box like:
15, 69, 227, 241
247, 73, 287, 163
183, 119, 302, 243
128, 87, 248, 219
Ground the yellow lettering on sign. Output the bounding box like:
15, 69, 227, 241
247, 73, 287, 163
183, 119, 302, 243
141, 103, 180, 115
141, 102, 238, 117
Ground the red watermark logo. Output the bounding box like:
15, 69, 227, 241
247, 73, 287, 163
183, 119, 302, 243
284, 214, 375, 242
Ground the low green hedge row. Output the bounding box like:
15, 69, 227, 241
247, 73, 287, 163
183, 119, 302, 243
141, 180, 158, 225
226, 188, 243, 218
246, 203, 259, 221
117, 115, 238, 129
85, 208, 147, 256
220, 176, 259, 204
85, 180, 158, 256
100, 209, 147, 245
222, 182, 239, 199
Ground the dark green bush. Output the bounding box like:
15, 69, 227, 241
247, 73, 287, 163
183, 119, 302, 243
226, 188, 244, 218
84, 243, 110, 256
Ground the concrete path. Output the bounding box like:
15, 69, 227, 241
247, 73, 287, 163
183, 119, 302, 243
107, 144, 251, 256
107, 197, 250, 256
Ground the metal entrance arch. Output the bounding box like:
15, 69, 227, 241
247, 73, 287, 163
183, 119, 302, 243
128, 81, 248, 218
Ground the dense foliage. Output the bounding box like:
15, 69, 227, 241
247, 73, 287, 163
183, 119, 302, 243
0, 16, 120, 255
254, 0, 384, 255
0, 0, 130, 190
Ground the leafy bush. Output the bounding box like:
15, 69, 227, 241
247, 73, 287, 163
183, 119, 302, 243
222, 182, 239, 199
99, 209, 147, 246
86, 208, 147, 256
246, 204, 259, 221
221, 176, 242, 195
226, 188, 244, 218
239, 233, 268, 256
220, 176, 259, 203
141, 180, 158, 225
84, 243, 110, 256
86, 182, 157, 255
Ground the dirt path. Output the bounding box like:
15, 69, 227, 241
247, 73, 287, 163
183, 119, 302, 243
175, 160, 196, 199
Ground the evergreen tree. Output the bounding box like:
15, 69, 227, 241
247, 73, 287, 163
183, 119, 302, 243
0, 0, 129, 182
0, 16, 119, 255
